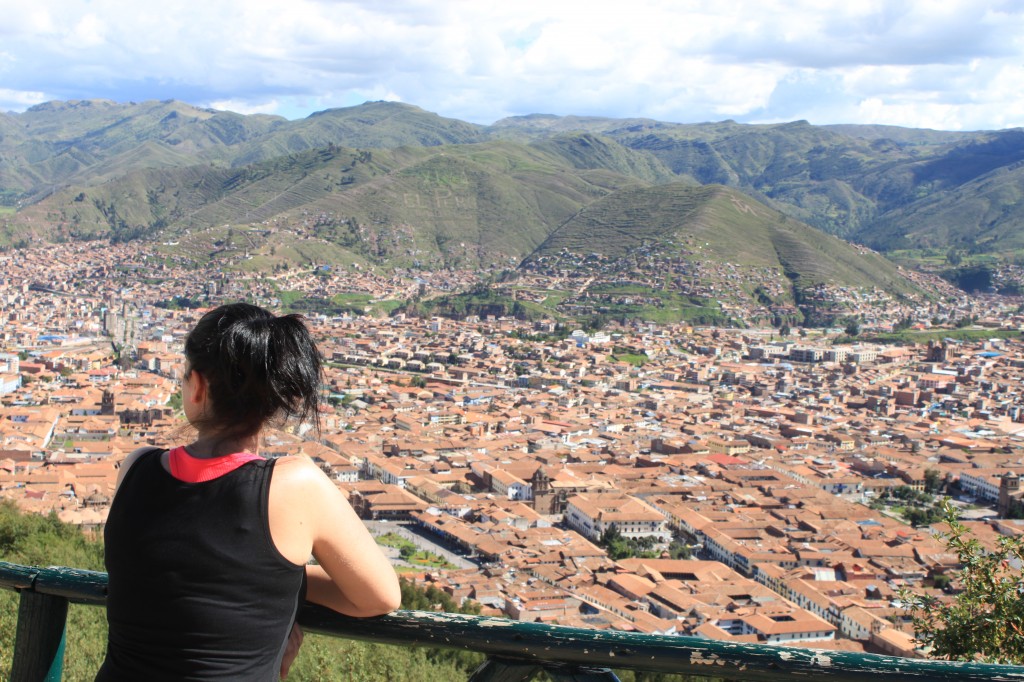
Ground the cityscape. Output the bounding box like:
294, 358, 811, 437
2, 235, 1023, 660
6, 1, 1024, 676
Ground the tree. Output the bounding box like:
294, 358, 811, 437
668, 540, 691, 560
844, 319, 861, 337
598, 525, 660, 560
899, 503, 1024, 664
894, 316, 914, 332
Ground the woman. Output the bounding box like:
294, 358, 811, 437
98, 303, 401, 681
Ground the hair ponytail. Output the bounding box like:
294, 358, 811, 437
184, 303, 322, 440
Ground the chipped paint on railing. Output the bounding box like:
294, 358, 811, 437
4, 561, 1024, 682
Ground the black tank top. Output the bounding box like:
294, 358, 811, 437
97, 449, 306, 681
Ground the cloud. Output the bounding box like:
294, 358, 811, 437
206, 99, 282, 116
709, 1, 1018, 68
0, 88, 49, 112
1, 0, 1024, 130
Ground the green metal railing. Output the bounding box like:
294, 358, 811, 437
4, 561, 1024, 681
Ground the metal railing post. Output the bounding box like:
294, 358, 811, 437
11, 589, 69, 682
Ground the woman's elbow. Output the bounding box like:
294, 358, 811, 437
376, 579, 403, 614
354, 581, 401, 617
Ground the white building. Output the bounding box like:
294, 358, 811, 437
565, 493, 668, 543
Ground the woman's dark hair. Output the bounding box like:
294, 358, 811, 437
184, 303, 322, 440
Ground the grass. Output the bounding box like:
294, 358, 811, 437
863, 329, 1022, 344
538, 290, 568, 307
578, 286, 732, 326
375, 532, 414, 550
405, 551, 456, 569
610, 352, 648, 367
277, 290, 306, 308
369, 300, 404, 316
888, 248, 1012, 269
376, 533, 456, 570
270, 290, 399, 317
0, 207, 15, 215
332, 292, 372, 306
590, 283, 656, 295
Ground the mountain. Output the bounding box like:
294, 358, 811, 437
595, 119, 935, 236
6, 97, 1024, 273
529, 183, 912, 294
487, 113, 675, 140
13, 139, 653, 268
0, 101, 1013, 243
858, 158, 1024, 253
490, 115, 1024, 255
0, 100, 281, 199
0, 100, 485, 201
285, 101, 487, 148
530, 133, 676, 184
10, 132, 912, 308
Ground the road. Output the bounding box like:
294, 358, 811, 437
362, 520, 477, 570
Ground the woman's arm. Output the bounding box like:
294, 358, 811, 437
269, 457, 401, 617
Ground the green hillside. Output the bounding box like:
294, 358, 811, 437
604, 120, 915, 236
531, 183, 915, 294
858, 160, 1024, 253
487, 113, 674, 140
0, 100, 281, 199
531, 133, 677, 183
0, 100, 485, 204
820, 124, 981, 145
11, 139, 652, 268
8, 98, 1024, 268
283, 101, 487, 148
0, 104, 930, 319
491, 114, 1024, 256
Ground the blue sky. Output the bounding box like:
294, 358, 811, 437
2, 0, 1024, 131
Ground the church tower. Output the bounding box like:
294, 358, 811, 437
531, 467, 555, 515
998, 472, 1020, 518
100, 389, 115, 416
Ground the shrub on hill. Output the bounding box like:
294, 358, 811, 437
899, 503, 1024, 664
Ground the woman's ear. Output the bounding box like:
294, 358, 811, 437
187, 370, 208, 407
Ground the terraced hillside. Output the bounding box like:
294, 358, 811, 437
530, 183, 913, 294
11, 139, 652, 268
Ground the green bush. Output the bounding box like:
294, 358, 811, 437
899, 503, 1024, 664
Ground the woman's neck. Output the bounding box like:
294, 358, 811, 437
185, 433, 259, 459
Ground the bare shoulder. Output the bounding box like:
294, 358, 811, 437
271, 454, 323, 475
116, 445, 163, 490
270, 455, 333, 492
